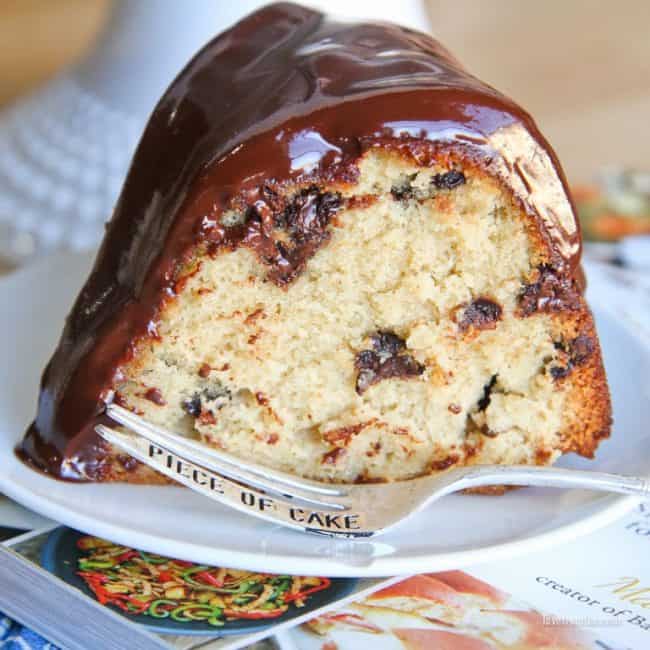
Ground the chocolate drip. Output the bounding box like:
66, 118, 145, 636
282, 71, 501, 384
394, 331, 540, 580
20, 2, 582, 479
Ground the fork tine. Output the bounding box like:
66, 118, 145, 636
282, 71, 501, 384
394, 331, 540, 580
104, 403, 348, 504
96, 424, 344, 511
95, 424, 372, 537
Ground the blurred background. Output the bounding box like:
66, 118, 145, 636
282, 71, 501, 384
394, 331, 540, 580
1, 0, 649, 266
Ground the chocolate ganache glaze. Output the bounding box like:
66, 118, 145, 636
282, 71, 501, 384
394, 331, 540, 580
20, 2, 582, 479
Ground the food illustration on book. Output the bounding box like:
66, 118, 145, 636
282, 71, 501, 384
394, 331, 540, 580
6, 504, 650, 649
75, 535, 331, 626
37, 527, 358, 636
300, 571, 614, 649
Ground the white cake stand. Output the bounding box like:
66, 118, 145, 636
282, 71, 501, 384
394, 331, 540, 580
0, 0, 429, 265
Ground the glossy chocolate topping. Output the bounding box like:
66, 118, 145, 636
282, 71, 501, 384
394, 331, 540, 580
20, 2, 582, 479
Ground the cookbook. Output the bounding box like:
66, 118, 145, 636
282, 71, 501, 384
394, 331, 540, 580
0, 525, 398, 650
279, 501, 650, 649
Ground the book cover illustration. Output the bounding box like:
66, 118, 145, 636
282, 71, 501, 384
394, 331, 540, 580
0, 526, 393, 650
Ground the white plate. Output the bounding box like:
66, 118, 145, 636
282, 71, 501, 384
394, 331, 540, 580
0, 494, 53, 531
1, 252, 648, 576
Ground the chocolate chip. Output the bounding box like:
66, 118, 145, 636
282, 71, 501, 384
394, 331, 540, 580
570, 334, 594, 365
356, 349, 378, 369
550, 334, 594, 381
550, 365, 571, 380
390, 173, 418, 201
432, 170, 465, 190
371, 331, 406, 357
271, 188, 340, 284
356, 367, 377, 394
519, 265, 581, 316
354, 331, 424, 394
317, 191, 343, 222
478, 375, 497, 411
390, 184, 414, 201
381, 354, 423, 377
143, 387, 166, 406
183, 384, 230, 419
182, 393, 202, 417
202, 385, 231, 408
219, 186, 340, 287
457, 297, 502, 331
279, 187, 340, 239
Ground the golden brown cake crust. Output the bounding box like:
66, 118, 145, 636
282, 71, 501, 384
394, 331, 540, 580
556, 313, 612, 458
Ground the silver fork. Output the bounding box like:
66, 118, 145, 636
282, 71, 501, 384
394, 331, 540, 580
96, 403, 650, 538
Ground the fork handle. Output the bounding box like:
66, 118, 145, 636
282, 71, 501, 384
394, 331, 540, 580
457, 465, 650, 498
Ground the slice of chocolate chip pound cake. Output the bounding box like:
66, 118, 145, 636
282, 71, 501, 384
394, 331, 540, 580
20, 2, 611, 483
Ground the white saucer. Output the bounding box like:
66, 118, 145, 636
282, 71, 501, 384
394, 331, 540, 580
0, 252, 647, 576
